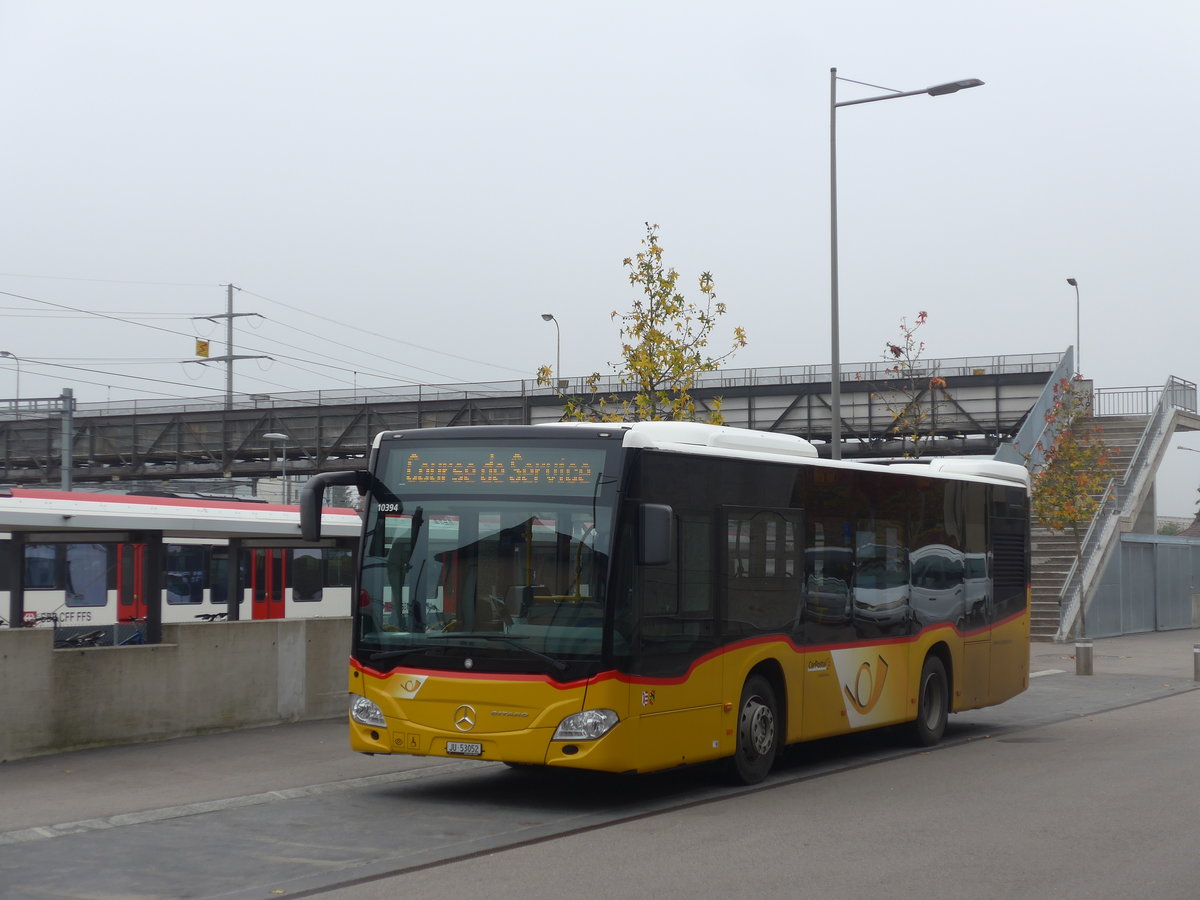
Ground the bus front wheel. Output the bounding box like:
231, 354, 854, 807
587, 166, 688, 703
730, 674, 778, 785
912, 655, 949, 746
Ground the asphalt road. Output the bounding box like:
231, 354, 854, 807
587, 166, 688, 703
2, 629, 1198, 899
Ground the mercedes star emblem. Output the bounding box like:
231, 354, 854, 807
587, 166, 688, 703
453, 705, 477, 732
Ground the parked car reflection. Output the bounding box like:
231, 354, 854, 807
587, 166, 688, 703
909, 544, 965, 627
853, 545, 909, 627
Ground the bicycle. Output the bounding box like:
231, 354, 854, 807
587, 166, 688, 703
38, 613, 107, 648
117, 616, 148, 645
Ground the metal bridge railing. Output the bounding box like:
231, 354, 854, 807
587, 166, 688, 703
41, 351, 1064, 420
1094, 378, 1198, 417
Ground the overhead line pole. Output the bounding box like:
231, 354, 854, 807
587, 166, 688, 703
188, 284, 269, 411
185, 284, 272, 478
226, 282, 235, 408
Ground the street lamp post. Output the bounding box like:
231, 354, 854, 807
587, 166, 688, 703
0, 350, 20, 419
829, 69, 984, 459
263, 432, 290, 504
1066, 278, 1081, 376
541, 314, 561, 388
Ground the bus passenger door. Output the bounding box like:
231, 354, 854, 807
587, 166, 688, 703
117, 543, 148, 622
251, 549, 287, 619
631, 513, 726, 770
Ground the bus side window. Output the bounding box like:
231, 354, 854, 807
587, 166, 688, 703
725, 507, 802, 634
804, 519, 854, 632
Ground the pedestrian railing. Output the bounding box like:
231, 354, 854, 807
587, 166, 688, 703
1057, 376, 1196, 641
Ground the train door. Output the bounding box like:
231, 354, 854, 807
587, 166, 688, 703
117, 543, 148, 621
251, 549, 287, 619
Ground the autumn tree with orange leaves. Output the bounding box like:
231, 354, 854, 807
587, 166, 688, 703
1029, 376, 1113, 639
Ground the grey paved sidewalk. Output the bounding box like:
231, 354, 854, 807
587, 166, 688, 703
1030, 626, 1200, 680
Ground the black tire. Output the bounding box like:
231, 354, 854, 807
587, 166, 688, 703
730, 674, 779, 785
911, 655, 949, 746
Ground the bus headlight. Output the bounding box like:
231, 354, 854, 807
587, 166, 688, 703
553, 709, 619, 741
349, 694, 386, 728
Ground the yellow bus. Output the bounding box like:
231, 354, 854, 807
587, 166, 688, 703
301, 422, 1030, 784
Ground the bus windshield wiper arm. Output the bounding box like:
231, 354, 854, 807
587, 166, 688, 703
368, 644, 438, 662
425, 633, 568, 671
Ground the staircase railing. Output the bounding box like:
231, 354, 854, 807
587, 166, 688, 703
994, 348, 1075, 472
1094, 379, 1197, 417
1056, 376, 1197, 640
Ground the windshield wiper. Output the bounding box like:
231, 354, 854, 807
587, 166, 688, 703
368, 644, 439, 663
424, 633, 568, 672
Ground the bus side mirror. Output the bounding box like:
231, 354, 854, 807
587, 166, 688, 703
639, 503, 673, 566
301, 470, 369, 541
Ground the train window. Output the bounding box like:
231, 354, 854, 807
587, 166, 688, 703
292, 549, 324, 602
325, 549, 354, 587
66, 544, 110, 607
165, 544, 207, 604
24, 544, 62, 590
209, 552, 228, 605
208, 550, 247, 606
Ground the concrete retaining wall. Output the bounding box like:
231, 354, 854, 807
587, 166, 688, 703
0, 618, 351, 762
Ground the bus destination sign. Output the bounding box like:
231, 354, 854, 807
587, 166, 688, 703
390, 446, 607, 495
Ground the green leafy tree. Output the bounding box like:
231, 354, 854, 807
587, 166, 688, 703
1029, 376, 1113, 639
865, 311, 948, 457
539, 223, 747, 423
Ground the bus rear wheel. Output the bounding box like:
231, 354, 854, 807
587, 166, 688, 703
911, 655, 949, 746
730, 674, 778, 785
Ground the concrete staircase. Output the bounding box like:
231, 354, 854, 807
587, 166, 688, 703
1028, 414, 1148, 641
1030, 528, 1079, 639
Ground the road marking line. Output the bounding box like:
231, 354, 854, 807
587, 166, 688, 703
1030, 669, 1065, 678
0, 759, 496, 846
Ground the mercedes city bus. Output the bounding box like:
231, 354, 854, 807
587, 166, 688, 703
301, 422, 1030, 784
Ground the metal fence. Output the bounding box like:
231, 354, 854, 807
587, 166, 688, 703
1086, 535, 1200, 637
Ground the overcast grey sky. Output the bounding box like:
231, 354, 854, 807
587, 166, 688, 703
2, 1, 1198, 514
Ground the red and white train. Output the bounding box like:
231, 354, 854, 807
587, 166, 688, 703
0, 487, 360, 632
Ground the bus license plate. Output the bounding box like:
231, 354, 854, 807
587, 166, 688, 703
447, 741, 482, 756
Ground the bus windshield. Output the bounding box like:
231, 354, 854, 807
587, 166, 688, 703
355, 438, 620, 674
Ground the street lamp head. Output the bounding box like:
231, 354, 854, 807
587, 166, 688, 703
0, 350, 14, 359
262, 432, 288, 441
1067, 277, 1078, 287
926, 78, 984, 96
541, 313, 555, 322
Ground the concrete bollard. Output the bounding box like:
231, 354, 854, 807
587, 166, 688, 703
1194, 644, 1199, 683
1075, 640, 1094, 676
